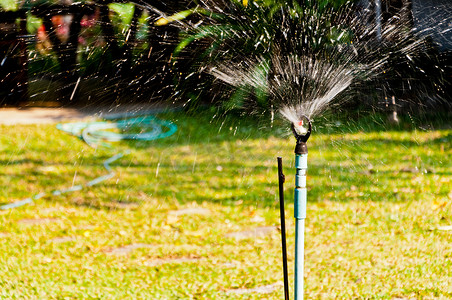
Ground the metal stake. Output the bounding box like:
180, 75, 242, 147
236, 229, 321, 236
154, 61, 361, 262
277, 157, 290, 300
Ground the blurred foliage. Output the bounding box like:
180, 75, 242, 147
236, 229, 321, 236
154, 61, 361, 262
1, 0, 450, 109
109, 2, 135, 48
26, 13, 42, 33
0, 0, 16, 10
1, 1, 147, 83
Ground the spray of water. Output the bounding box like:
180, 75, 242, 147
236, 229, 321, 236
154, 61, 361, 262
145, 0, 452, 124
212, 55, 356, 120
1, 0, 450, 119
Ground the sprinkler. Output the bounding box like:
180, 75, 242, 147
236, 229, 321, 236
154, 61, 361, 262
291, 116, 311, 155
292, 115, 311, 300
277, 115, 311, 300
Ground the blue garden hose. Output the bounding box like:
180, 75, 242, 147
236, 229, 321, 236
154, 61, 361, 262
1, 112, 177, 210
57, 115, 177, 147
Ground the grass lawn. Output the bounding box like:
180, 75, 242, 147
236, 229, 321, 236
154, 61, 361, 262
0, 109, 451, 299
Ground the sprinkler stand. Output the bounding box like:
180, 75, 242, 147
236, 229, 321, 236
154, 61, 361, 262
291, 117, 311, 300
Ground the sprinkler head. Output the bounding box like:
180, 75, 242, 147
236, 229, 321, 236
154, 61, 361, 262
291, 116, 311, 155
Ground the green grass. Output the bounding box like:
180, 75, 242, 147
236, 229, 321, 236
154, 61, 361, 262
0, 110, 451, 299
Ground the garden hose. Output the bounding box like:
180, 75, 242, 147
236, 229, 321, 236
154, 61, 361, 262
0, 112, 177, 210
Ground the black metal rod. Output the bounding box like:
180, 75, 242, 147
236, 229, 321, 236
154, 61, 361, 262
277, 157, 290, 300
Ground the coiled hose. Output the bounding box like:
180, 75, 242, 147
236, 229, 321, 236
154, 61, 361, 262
1, 113, 177, 210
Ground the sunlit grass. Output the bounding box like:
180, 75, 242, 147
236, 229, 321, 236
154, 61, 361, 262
0, 110, 451, 299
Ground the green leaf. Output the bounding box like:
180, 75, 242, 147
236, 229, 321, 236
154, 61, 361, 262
155, 9, 197, 26
252, 60, 270, 106
224, 86, 248, 110
173, 25, 237, 59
